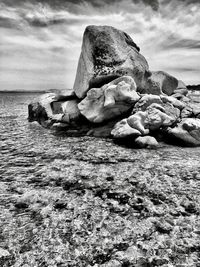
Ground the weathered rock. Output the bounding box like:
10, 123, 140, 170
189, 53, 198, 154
132, 94, 163, 112
145, 104, 178, 130
78, 76, 140, 123
143, 71, 179, 95
132, 94, 181, 120
0, 248, 10, 259
127, 111, 149, 135
160, 95, 186, 110
28, 93, 81, 127
181, 106, 193, 118
135, 136, 158, 148
112, 102, 179, 139
27, 25, 200, 149
173, 80, 188, 95
73, 25, 149, 98
111, 118, 141, 138
167, 118, 200, 146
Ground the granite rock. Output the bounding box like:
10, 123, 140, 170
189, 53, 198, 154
73, 25, 149, 98
167, 118, 200, 146
78, 76, 140, 123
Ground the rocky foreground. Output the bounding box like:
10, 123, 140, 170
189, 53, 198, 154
1, 135, 200, 266
28, 25, 200, 147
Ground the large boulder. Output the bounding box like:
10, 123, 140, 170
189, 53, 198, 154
78, 76, 140, 123
28, 92, 81, 127
73, 25, 149, 98
132, 94, 182, 118
167, 118, 200, 146
142, 71, 179, 95
111, 101, 180, 139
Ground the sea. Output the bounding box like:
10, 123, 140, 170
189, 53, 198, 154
0, 92, 200, 266
1, 91, 200, 183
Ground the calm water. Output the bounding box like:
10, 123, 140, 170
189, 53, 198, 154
0, 92, 200, 266
1, 92, 200, 183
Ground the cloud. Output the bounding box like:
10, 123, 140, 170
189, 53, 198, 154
0, 0, 200, 90
161, 37, 200, 50
1, 0, 159, 11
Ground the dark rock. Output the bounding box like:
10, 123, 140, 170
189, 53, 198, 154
73, 25, 149, 98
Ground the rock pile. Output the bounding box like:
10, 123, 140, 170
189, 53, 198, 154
28, 25, 200, 147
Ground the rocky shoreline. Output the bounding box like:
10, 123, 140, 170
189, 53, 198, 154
28, 25, 200, 147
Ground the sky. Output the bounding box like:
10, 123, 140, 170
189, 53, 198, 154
0, 0, 200, 91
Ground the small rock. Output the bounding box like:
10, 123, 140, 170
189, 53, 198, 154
135, 136, 158, 149
0, 248, 10, 258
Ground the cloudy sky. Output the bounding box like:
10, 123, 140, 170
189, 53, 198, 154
0, 0, 200, 91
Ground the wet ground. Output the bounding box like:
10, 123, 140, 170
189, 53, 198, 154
0, 93, 200, 266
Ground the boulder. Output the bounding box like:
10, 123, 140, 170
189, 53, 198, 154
167, 118, 200, 146
174, 80, 188, 95
135, 136, 158, 148
111, 118, 141, 138
73, 25, 149, 98
112, 102, 179, 139
181, 106, 193, 118
78, 76, 140, 123
132, 94, 181, 119
160, 95, 186, 110
142, 71, 179, 95
28, 93, 81, 127
132, 95, 163, 113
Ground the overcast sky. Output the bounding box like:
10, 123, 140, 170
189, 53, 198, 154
0, 0, 200, 91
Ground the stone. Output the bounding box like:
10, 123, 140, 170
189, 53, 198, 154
145, 104, 178, 130
132, 94, 181, 120
112, 102, 179, 139
0, 248, 10, 258
160, 95, 186, 110
73, 25, 149, 98
135, 136, 158, 148
78, 76, 140, 123
181, 106, 193, 118
174, 80, 188, 95
111, 118, 141, 138
167, 118, 200, 146
132, 94, 163, 113
28, 93, 81, 127
143, 71, 178, 95
127, 111, 149, 135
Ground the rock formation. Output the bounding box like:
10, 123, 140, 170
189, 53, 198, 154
167, 118, 200, 146
28, 25, 200, 147
78, 76, 140, 123
73, 25, 149, 98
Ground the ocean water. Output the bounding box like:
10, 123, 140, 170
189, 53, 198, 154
1, 92, 200, 189
0, 92, 200, 266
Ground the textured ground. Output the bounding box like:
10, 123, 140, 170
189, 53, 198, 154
0, 93, 200, 266
1, 136, 200, 267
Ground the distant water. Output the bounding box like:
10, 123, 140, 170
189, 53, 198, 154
1, 91, 200, 182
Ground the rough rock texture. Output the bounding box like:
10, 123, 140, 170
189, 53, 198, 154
135, 136, 159, 148
174, 80, 188, 95
142, 71, 179, 95
28, 92, 81, 127
73, 25, 149, 98
112, 103, 178, 139
28, 25, 200, 147
78, 76, 140, 123
168, 118, 200, 146
111, 94, 182, 139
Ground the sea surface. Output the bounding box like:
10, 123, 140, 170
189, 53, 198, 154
1, 92, 200, 174
0, 92, 200, 266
